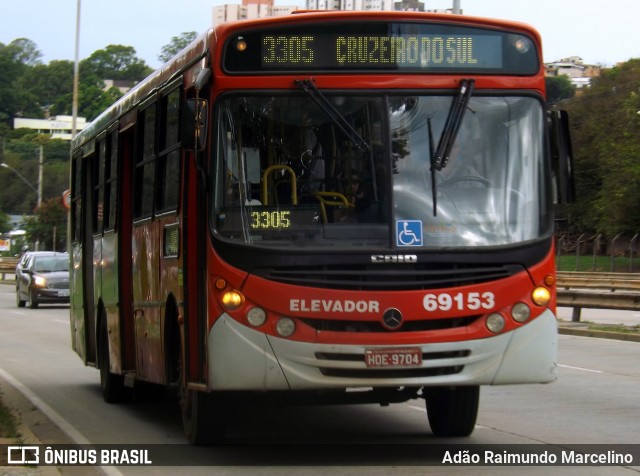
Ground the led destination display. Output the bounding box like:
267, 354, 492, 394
224, 21, 538, 74
261, 34, 500, 69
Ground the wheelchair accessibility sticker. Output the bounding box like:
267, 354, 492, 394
396, 220, 423, 246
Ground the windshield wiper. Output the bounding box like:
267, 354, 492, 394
429, 79, 475, 216
295, 79, 378, 201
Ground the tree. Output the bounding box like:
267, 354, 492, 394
546, 75, 575, 106
562, 59, 640, 234
23, 197, 67, 251
158, 32, 198, 63
7, 38, 42, 66
0, 40, 33, 124
0, 210, 10, 234
17, 60, 74, 118
81, 45, 152, 83
0, 133, 70, 216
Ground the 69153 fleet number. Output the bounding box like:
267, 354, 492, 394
423, 292, 495, 312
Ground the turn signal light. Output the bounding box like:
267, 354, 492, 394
531, 287, 551, 307
221, 290, 244, 310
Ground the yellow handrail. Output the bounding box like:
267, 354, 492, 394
312, 191, 353, 222
261, 165, 298, 205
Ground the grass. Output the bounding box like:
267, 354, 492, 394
584, 323, 640, 334
0, 391, 19, 439
556, 255, 640, 272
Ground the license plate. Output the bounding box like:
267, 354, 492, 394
364, 347, 422, 368
58, 290, 70, 297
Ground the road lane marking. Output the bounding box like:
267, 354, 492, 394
0, 366, 123, 476
558, 363, 603, 373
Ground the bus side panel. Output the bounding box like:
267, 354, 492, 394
132, 220, 162, 383
118, 125, 136, 374
101, 230, 122, 374
70, 242, 86, 360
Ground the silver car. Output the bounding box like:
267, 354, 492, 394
16, 251, 70, 308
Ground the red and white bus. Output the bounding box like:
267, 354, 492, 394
70, 11, 574, 444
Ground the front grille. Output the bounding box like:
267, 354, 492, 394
301, 315, 479, 333
48, 281, 69, 290
319, 366, 464, 379
254, 263, 520, 291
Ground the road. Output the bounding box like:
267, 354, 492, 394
0, 283, 639, 475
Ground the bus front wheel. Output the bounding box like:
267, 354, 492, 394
424, 385, 479, 437
179, 368, 228, 445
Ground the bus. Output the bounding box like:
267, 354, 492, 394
69, 10, 574, 444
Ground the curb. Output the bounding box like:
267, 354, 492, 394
558, 325, 640, 342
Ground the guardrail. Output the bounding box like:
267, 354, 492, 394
0, 257, 18, 281
556, 271, 640, 321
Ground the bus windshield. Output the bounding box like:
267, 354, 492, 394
212, 92, 551, 249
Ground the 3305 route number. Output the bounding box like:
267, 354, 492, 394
423, 292, 495, 312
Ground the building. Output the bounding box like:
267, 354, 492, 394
214, 0, 299, 24
13, 116, 87, 141
213, 0, 456, 23
306, 0, 454, 11
545, 56, 602, 91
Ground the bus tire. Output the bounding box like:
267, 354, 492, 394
180, 373, 227, 445
98, 314, 131, 403
425, 385, 479, 437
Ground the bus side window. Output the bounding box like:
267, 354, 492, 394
157, 88, 182, 213
134, 103, 157, 220
104, 130, 118, 231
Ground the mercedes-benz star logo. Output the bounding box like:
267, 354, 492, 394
382, 308, 403, 330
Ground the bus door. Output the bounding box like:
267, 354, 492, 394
79, 142, 96, 363
181, 71, 211, 387
117, 117, 136, 375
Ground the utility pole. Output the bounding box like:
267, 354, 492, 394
72, 0, 81, 139
37, 145, 43, 208
453, 0, 461, 14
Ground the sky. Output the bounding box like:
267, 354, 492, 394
1, 0, 638, 68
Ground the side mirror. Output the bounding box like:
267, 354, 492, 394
182, 98, 208, 152
548, 110, 575, 203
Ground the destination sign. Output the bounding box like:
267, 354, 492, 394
223, 21, 538, 74
261, 34, 500, 69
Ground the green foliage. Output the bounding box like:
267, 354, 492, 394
81, 44, 152, 83
0, 40, 150, 124
0, 210, 10, 233
0, 392, 19, 439
23, 197, 68, 251
17, 60, 74, 118
545, 75, 576, 105
159, 32, 198, 63
562, 59, 640, 234
0, 134, 70, 215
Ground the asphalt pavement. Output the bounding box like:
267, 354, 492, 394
0, 282, 638, 474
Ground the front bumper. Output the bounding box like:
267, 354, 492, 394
208, 309, 557, 391
31, 287, 70, 303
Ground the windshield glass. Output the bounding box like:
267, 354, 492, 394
212, 93, 551, 249
33, 256, 69, 273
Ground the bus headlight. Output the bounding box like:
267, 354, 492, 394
221, 290, 244, 311
486, 313, 505, 333
247, 307, 267, 327
276, 317, 296, 337
511, 302, 531, 323
531, 287, 551, 307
